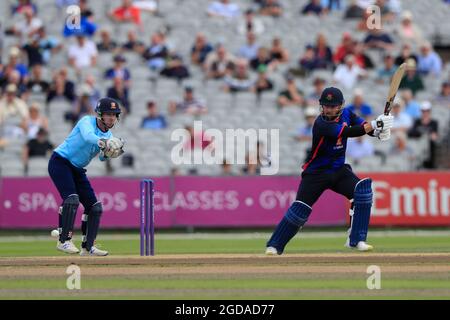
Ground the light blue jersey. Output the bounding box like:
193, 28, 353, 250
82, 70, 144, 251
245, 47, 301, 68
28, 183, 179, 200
55, 115, 112, 168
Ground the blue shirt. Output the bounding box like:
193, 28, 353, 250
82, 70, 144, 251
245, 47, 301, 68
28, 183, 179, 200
302, 108, 365, 173
347, 103, 373, 118
141, 115, 167, 130
55, 115, 112, 168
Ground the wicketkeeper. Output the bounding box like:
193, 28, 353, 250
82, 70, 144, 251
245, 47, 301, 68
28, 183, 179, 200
48, 97, 125, 256
266, 87, 393, 255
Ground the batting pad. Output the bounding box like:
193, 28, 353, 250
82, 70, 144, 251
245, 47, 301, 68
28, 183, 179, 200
267, 201, 312, 254
349, 178, 373, 247
86, 202, 103, 250
60, 194, 80, 243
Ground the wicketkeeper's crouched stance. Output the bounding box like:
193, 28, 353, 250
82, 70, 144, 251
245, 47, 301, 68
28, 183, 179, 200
266, 87, 393, 255
48, 98, 125, 256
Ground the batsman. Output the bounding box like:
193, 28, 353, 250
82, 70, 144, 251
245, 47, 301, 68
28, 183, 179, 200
266, 87, 393, 255
48, 98, 125, 256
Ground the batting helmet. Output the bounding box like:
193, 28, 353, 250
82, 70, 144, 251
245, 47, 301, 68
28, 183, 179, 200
319, 87, 344, 106
95, 97, 122, 116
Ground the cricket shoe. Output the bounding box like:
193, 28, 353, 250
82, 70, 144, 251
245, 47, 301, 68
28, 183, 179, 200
80, 246, 108, 256
265, 246, 280, 255
345, 239, 373, 251
57, 240, 80, 254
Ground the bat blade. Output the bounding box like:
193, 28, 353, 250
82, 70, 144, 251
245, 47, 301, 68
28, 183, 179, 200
384, 62, 406, 115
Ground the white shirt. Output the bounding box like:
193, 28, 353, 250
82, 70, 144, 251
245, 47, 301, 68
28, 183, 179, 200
392, 111, 413, 130
68, 40, 98, 69
207, 1, 240, 19
15, 17, 43, 43
346, 138, 374, 160
333, 64, 365, 89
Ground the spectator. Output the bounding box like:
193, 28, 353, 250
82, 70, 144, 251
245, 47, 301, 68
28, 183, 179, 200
221, 159, 234, 176
269, 37, 289, 64
107, 77, 130, 114
346, 136, 374, 163
375, 0, 396, 23
204, 44, 235, 79
6, 47, 29, 80
22, 127, 53, 174
363, 27, 394, 51
223, 59, 255, 93
36, 27, 62, 65
299, 45, 318, 74
346, 88, 373, 120
394, 43, 417, 66
122, 30, 145, 53
356, 9, 372, 32
390, 97, 413, 133
191, 33, 213, 66
306, 77, 326, 106
46, 68, 76, 105
321, 0, 344, 11
12, 0, 38, 15
2, 70, 28, 98
83, 74, 101, 108
408, 101, 439, 169
295, 106, 318, 142
9, 6, 43, 44
399, 58, 424, 96
241, 141, 269, 175
63, 3, 97, 37
302, 0, 325, 16
277, 73, 304, 108
250, 47, 276, 72
104, 55, 131, 87
169, 86, 207, 116
141, 101, 167, 130
333, 54, 367, 89
65, 84, 95, 126
353, 42, 374, 70
395, 11, 423, 46
97, 29, 118, 53
207, 0, 241, 19
22, 34, 44, 67
259, 0, 283, 17
68, 35, 98, 72
344, 0, 364, 19
312, 33, 333, 69
390, 131, 416, 166
0, 84, 29, 138
252, 65, 273, 95
109, 0, 142, 27
401, 89, 421, 120
27, 102, 48, 139
433, 81, 450, 107
27, 64, 50, 95
417, 42, 443, 77
238, 32, 260, 61
237, 9, 265, 35
376, 53, 396, 84
333, 32, 355, 65
160, 53, 190, 81
142, 32, 168, 71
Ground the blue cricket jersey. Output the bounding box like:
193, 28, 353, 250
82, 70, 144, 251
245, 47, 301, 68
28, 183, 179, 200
302, 108, 366, 173
54, 115, 112, 168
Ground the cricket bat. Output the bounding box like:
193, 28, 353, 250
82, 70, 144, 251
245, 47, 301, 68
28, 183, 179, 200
384, 63, 406, 115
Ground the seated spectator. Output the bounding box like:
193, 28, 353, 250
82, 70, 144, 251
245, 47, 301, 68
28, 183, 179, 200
433, 81, 450, 107
390, 98, 413, 133
204, 44, 236, 79
295, 106, 318, 142
141, 101, 167, 129
301, 0, 325, 16
344, 0, 364, 19
353, 42, 374, 70
399, 58, 424, 96
299, 45, 318, 74
27, 102, 48, 139
36, 27, 62, 65
306, 77, 326, 106
346, 136, 374, 163
390, 131, 416, 165
395, 11, 423, 46
333, 32, 355, 65
238, 32, 260, 61
375, 0, 396, 23
2, 70, 28, 98
109, 0, 142, 27
277, 73, 304, 108
97, 29, 118, 53
46, 68, 76, 105
160, 53, 190, 81
191, 33, 213, 66
122, 30, 145, 52
65, 84, 95, 126
107, 77, 130, 114
259, 0, 283, 17
356, 9, 372, 32
346, 88, 373, 120
376, 53, 396, 84
237, 9, 265, 35
22, 127, 53, 174
401, 89, 421, 120
408, 101, 439, 169
207, 0, 241, 19
333, 54, 367, 89
250, 47, 276, 72
68, 34, 98, 72
169, 86, 207, 115
395, 43, 417, 66
104, 55, 131, 87
0, 84, 29, 139
270, 37, 289, 64
312, 33, 333, 69
9, 6, 42, 44
223, 59, 255, 93
12, 0, 38, 16
22, 34, 44, 67
363, 27, 394, 51
252, 65, 273, 95
27, 64, 49, 95
5, 47, 29, 81
83, 74, 101, 108
321, 0, 344, 11
142, 32, 168, 71
417, 42, 443, 77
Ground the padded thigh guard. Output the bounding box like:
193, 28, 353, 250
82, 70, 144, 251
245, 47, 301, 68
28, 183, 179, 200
59, 194, 80, 242
267, 201, 312, 254
349, 178, 373, 247
85, 202, 103, 250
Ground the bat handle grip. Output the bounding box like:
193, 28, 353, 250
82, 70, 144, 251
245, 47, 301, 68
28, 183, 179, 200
384, 101, 391, 116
